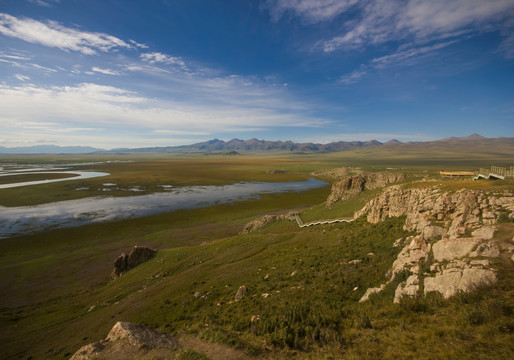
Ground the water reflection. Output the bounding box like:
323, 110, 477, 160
0, 178, 327, 238
0, 171, 109, 189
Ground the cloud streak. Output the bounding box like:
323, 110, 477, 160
371, 40, 458, 68
266, 0, 358, 24
319, 0, 514, 53
339, 69, 366, 84
0, 13, 131, 55
91, 67, 122, 75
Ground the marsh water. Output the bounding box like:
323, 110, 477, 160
0, 170, 110, 189
0, 178, 327, 238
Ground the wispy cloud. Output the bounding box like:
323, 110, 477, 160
28, 0, 60, 7
0, 52, 31, 61
14, 74, 30, 81
129, 39, 148, 49
140, 52, 185, 67
303, 132, 436, 144
266, 0, 358, 24
30, 63, 58, 72
320, 0, 514, 53
339, 69, 366, 84
0, 13, 131, 55
371, 40, 458, 68
91, 66, 122, 76
499, 32, 514, 58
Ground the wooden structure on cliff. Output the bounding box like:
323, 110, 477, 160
474, 166, 514, 180
440, 171, 475, 177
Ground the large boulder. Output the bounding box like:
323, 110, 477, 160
71, 321, 179, 360
111, 246, 157, 280
432, 237, 482, 262
105, 321, 178, 348
424, 267, 496, 299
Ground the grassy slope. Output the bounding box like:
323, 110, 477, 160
1, 151, 513, 359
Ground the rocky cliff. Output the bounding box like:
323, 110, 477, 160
326, 172, 406, 206
356, 184, 513, 303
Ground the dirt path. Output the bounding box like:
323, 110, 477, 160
179, 335, 253, 360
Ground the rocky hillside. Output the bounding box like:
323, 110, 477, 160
355, 184, 514, 303
326, 172, 407, 206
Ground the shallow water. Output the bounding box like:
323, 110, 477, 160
0, 171, 109, 189
0, 178, 327, 238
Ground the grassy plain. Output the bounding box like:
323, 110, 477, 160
0, 147, 513, 359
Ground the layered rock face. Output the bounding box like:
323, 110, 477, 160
357, 185, 513, 303
326, 172, 406, 206
111, 246, 157, 280
354, 185, 513, 235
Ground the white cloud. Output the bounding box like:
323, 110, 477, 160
339, 69, 366, 84
0, 13, 131, 55
14, 74, 30, 81
0, 83, 327, 148
266, 0, 358, 23
140, 52, 186, 67
0, 52, 31, 61
28, 0, 60, 7
303, 132, 436, 143
321, 0, 514, 53
129, 39, 148, 49
371, 40, 458, 68
30, 63, 58, 72
153, 129, 210, 136
91, 67, 122, 75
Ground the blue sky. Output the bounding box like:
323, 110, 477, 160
1, 0, 513, 149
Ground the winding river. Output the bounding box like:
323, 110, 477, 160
0, 178, 328, 238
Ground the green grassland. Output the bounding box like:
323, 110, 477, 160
0, 149, 513, 359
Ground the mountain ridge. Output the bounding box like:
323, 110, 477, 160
0, 134, 510, 154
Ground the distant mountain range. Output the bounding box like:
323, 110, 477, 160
125, 138, 383, 154
0, 134, 509, 155
0, 145, 102, 154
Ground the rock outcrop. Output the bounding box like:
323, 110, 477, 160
241, 213, 294, 233
71, 321, 179, 360
105, 321, 178, 348
326, 172, 406, 206
358, 185, 513, 303
234, 285, 247, 301
354, 186, 513, 234
424, 264, 496, 299
111, 246, 157, 280
241, 215, 279, 233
